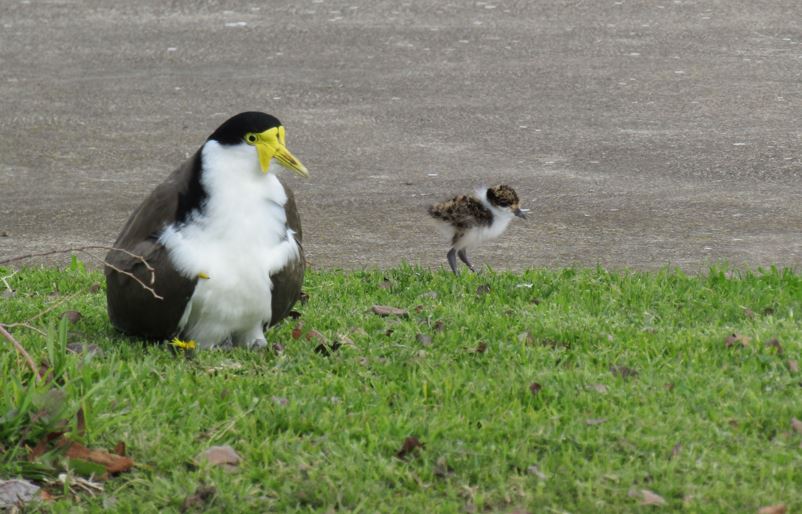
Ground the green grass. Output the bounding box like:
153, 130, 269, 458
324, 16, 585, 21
1, 263, 802, 513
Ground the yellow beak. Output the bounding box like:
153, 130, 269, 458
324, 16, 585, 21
251, 126, 309, 178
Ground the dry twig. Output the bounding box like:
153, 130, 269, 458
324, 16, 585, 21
0, 324, 42, 382
0, 245, 162, 300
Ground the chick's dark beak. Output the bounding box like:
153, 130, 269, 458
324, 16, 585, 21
514, 208, 527, 219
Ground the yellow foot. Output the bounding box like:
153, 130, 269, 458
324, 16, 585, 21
170, 337, 197, 350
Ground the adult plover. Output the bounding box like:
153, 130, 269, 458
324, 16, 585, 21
428, 184, 526, 274
105, 112, 309, 350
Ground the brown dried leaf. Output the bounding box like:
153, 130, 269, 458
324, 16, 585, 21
198, 445, 241, 469
758, 505, 787, 514
433, 320, 446, 332
585, 418, 607, 426
62, 310, 82, 323
371, 305, 409, 317
181, 485, 217, 513
28, 431, 66, 461
416, 334, 432, 346
529, 382, 542, 396
639, 489, 666, 506
474, 341, 488, 354
610, 365, 639, 379
765, 338, 783, 354
291, 322, 304, 340
787, 360, 799, 373
476, 284, 491, 296
64, 440, 135, 475
305, 329, 327, 343
76, 408, 86, 436
395, 436, 424, 459
113, 441, 126, 457
724, 332, 750, 348
791, 418, 802, 434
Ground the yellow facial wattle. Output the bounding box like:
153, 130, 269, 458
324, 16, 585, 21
244, 126, 309, 177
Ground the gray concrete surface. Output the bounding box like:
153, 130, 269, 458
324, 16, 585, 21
1, 0, 800, 272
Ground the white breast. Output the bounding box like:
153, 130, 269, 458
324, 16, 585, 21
159, 140, 300, 348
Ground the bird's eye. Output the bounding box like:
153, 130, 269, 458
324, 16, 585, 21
498, 201, 509, 207
246, 134, 257, 144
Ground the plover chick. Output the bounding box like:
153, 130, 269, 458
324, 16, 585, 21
427, 184, 526, 275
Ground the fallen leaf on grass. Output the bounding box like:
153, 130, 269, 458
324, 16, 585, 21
517, 331, 534, 344
0, 479, 40, 509
62, 311, 82, 323
765, 338, 783, 354
395, 436, 424, 459
473, 341, 488, 354
76, 407, 86, 436
305, 329, 327, 343
585, 418, 607, 426
724, 333, 750, 348
371, 305, 409, 317
529, 383, 543, 396
433, 320, 446, 332
416, 334, 432, 346
181, 484, 217, 513
526, 464, 547, 480
434, 456, 454, 478
64, 440, 135, 475
113, 441, 126, 457
66, 343, 103, 358
198, 445, 241, 470
590, 384, 609, 394
610, 365, 639, 379
291, 323, 304, 340
758, 504, 787, 514
791, 418, 802, 434
788, 360, 799, 373
671, 442, 682, 458
639, 489, 666, 506
476, 284, 491, 296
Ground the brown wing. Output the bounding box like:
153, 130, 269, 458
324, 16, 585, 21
268, 177, 305, 327
104, 152, 200, 340
428, 195, 492, 229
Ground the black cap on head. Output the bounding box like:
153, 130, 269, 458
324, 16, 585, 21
207, 112, 282, 145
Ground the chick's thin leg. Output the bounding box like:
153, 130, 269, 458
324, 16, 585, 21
447, 248, 459, 275
457, 249, 477, 273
